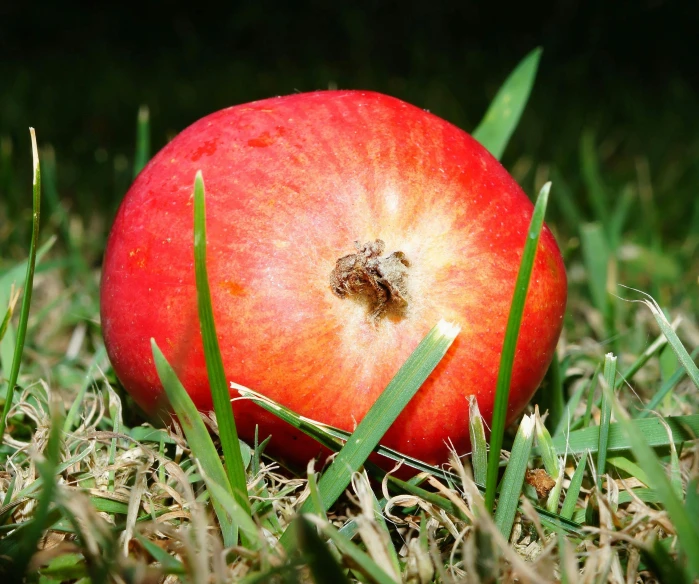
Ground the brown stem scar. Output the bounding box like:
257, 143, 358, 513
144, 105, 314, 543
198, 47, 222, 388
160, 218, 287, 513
329, 239, 410, 322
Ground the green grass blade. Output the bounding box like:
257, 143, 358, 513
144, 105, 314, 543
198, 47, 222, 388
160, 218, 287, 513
0, 129, 41, 441
468, 396, 488, 486
553, 381, 586, 438
150, 339, 238, 547
560, 454, 587, 520
134, 533, 186, 575
192, 170, 251, 514
493, 415, 535, 538
582, 365, 599, 429
307, 464, 327, 521
132, 105, 150, 178
605, 386, 699, 579
606, 456, 650, 488
630, 289, 699, 389
539, 352, 564, 432
544, 414, 698, 456
485, 182, 550, 511
472, 47, 542, 160
280, 319, 459, 550
580, 130, 610, 232
0, 288, 19, 345
637, 346, 699, 418
579, 222, 612, 333
535, 407, 559, 480
201, 472, 261, 550
597, 353, 617, 488
296, 515, 351, 584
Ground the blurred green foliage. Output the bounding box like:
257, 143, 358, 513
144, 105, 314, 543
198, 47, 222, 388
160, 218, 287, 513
1, 2, 698, 254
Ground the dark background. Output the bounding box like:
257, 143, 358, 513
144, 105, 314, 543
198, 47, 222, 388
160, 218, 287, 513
1, 1, 698, 240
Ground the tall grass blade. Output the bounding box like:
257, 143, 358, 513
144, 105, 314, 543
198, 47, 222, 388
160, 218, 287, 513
580, 130, 609, 233
493, 414, 535, 538
151, 340, 238, 547
485, 182, 550, 511
597, 353, 616, 488
0, 129, 41, 441
132, 105, 150, 178
472, 47, 542, 160
193, 170, 250, 513
579, 223, 613, 335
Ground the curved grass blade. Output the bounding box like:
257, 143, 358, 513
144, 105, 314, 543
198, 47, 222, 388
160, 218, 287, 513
280, 319, 459, 549
472, 47, 541, 160
493, 415, 535, 538
193, 171, 250, 515
0, 287, 20, 345
638, 346, 698, 418
132, 105, 150, 178
0, 129, 41, 441
485, 182, 550, 511
628, 288, 699, 389
597, 353, 617, 488
151, 339, 238, 547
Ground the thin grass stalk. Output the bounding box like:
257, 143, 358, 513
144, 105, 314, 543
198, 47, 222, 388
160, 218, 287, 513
0, 129, 41, 441
193, 171, 250, 514
485, 182, 550, 511
132, 105, 150, 178
597, 353, 617, 489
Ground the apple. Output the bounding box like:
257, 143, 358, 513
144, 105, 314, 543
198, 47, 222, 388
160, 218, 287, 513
100, 90, 567, 468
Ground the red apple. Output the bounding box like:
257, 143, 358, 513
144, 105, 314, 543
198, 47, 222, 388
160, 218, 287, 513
100, 90, 566, 468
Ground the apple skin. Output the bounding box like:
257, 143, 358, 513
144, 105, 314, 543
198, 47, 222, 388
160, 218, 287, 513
100, 90, 567, 468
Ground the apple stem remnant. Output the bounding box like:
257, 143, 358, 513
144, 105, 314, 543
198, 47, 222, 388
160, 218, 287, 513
329, 239, 411, 322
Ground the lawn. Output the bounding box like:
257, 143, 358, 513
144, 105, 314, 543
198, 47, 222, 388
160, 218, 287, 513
0, 45, 698, 583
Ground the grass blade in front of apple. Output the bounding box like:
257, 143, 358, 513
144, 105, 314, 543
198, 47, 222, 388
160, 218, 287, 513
485, 181, 550, 512
192, 170, 251, 515
278, 319, 459, 549
150, 340, 240, 547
